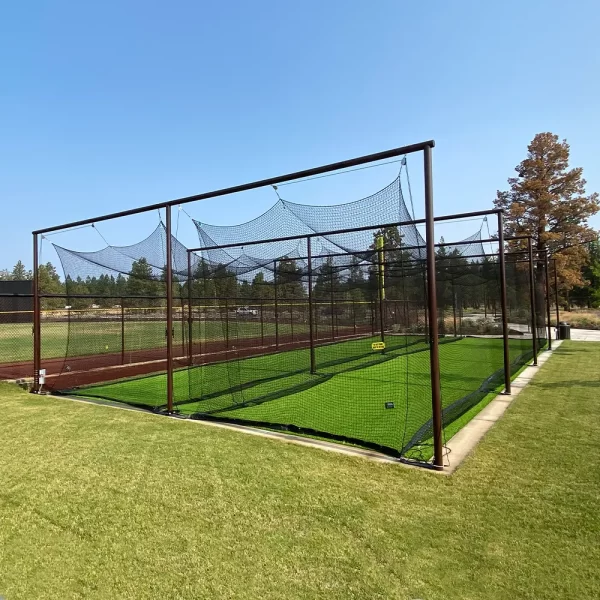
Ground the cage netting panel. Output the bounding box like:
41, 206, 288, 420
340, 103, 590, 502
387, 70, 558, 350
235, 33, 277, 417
39, 169, 521, 460
46, 226, 185, 410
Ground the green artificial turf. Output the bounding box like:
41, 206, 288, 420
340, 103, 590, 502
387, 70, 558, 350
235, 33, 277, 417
73, 335, 535, 456
0, 341, 598, 599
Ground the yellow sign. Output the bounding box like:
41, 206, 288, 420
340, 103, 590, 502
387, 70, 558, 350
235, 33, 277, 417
371, 342, 386, 350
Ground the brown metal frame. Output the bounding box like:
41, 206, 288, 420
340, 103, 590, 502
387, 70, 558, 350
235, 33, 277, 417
32, 139, 518, 469
497, 213, 511, 394
527, 238, 539, 366
543, 251, 552, 350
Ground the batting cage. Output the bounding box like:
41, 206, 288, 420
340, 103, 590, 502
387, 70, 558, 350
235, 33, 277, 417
29, 141, 549, 468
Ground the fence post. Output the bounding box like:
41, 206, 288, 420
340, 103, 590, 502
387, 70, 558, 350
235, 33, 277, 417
330, 269, 335, 341
273, 260, 279, 349
33, 233, 41, 393
544, 251, 552, 350
187, 252, 193, 366
553, 259, 559, 337
225, 298, 229, 349
307, 237, 316, 373
121, 299, 125, 365
528, 237, 538, 366
260, 298, 264, 346
166, 204, 174, 413
423, 143, 443, 470
498, 212, 511, 394
377, 235, 385, 344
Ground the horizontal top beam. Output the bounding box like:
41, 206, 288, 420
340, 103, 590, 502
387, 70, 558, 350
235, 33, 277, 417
33, 140, 435, 235
188, 208, 502, 253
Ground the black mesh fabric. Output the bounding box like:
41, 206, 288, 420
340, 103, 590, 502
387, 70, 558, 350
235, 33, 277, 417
39, 172, 548, 463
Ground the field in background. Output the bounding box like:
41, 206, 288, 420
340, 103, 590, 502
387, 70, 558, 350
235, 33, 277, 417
0, 341, 597, 599
0, 319, 306, 363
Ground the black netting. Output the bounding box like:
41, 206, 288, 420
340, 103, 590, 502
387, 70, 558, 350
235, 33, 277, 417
35, 170, 550, 464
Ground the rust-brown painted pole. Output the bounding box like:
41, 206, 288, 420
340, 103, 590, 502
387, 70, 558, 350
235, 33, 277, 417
187, 252, 193, 366
553, 259, 559, 336
33, 233, 41, 393
497, 212, 511, 394
544, 251, 552, 350
273, 260, 279, 349
307, 237, 316, 373
424, 145, 443, 470
528, 238, 538, 366
166, 206, 174, 413
121, 300, 125, 365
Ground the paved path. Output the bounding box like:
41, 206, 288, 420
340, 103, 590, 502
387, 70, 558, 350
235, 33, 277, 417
569, 328, 600, 341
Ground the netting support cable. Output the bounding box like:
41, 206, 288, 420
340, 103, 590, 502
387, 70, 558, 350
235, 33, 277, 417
404, 156, 417, 221
497, 212, 511, 394
423, 145, 444, 470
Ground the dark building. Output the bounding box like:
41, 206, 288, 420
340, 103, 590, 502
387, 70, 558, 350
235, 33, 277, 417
0, 281, 33, 323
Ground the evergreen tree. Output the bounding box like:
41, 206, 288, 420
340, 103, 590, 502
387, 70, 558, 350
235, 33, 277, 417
494, 132, 599, 296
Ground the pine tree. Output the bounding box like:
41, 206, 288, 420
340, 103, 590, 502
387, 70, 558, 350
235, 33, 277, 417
11, 260, 31, 280
494, 133, 599, 293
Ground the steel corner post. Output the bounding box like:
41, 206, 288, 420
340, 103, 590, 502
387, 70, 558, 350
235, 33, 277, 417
543, 251, 552, 350
166, 205, 174, 413
187, 251, 193, 366
32, 233, 41, 393
424, 144, 444, 470
528, 237, 538, 366
497, 213, 511, 394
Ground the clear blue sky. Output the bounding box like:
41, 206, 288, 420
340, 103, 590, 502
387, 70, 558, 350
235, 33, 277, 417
1, 0, 599, 273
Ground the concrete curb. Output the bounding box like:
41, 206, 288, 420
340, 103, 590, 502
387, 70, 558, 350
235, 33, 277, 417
442, 342, 562, 473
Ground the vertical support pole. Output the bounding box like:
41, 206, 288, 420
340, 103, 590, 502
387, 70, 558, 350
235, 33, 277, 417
187, 252, 193, 366
273, 260, 279, 349
528, 237, 538, 366
181, 297, 186, 357
553, 259, 559, 337
225, 298, 229, 349
544, 251, 552, 350
260, 298, 264, 346
424, 144, 443, 470
452, 282, 457, 337
377, 235, 385, 344
330, 268, 335, 341
497, 212, 511, 394
307, 237, 316, 374
352, 298, 356, 335
290, 302, 294, 340
165, 205, 174, 413
371, 300, 375, 336
33, 233, 41, 393
121, 299, 125, 365
422, 260, 429, 341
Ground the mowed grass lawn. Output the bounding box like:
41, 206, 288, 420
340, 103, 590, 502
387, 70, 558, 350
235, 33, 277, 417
0, 319, 305, 363
2, 342, 597, 599
78, 336, 530, 455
